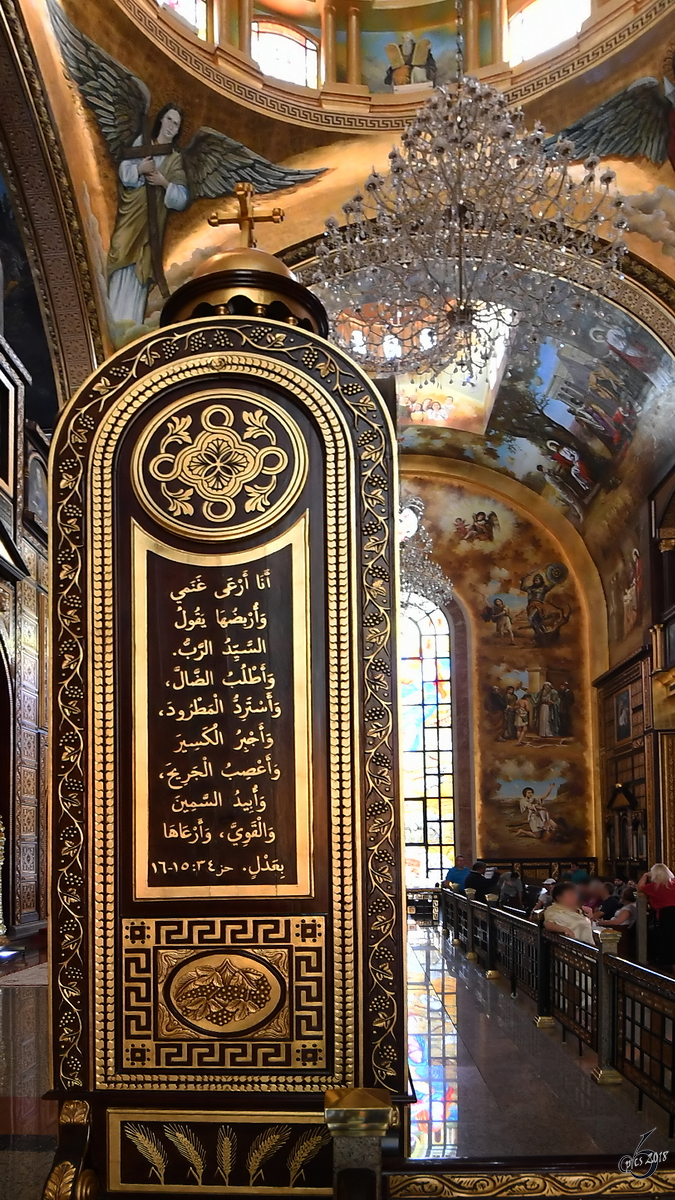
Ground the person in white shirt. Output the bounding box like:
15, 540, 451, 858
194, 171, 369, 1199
544, 882, 596, 946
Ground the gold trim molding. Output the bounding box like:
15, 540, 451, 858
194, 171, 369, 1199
111, 0, 672, 132
388, 1171, 675, 1196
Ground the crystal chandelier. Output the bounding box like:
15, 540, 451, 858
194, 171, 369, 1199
399, 497, 452, 611
313, 47, 628, 381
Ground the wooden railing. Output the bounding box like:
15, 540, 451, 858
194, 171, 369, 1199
432, 887, 675, 1123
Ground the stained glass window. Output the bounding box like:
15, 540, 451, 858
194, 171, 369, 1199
400, 594, 454, 887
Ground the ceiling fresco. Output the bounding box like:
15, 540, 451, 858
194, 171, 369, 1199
398, 281, 675, 533
396, 278, 675, 664
16, 0, 675, 665
24, 0, 675, 359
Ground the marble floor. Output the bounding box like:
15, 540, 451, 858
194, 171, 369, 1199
2, 925, 675, 1197
407, 921, 674, 1159
0, 934, 56, 1199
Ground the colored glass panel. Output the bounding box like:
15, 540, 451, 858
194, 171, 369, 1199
401, 594, 455, 886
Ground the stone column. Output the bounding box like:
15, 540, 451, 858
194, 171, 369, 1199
216, 0, 235, 45
325, 1088, 393, 1200
347, 5, 362, 85
238, 0, 253, 57
490, 0, 506, 63
464, 0, 480, 74
321, 3, 337, 84
592, 928, 623, 1085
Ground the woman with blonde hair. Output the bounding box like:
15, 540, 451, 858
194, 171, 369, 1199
638, 863, 675, 971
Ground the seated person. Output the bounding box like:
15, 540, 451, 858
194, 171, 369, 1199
532, 877, 556, 913
596, 881, 622, 921
445, 855, 470, 891
563, 862, 590, 884
463, 861, 490, 902
544, 882, 596, 946
595, 887, 636, 930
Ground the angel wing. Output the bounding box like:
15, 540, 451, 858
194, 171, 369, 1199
47, 0, 149, 161
182, 128, 325, 199
544, 78, 671, 165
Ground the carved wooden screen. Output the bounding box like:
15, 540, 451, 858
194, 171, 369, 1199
49, 317, 404, 1195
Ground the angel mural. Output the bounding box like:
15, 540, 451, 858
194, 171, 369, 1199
48, 0, 324, 334
544, 55, 675, 174
543, 52, 675, 259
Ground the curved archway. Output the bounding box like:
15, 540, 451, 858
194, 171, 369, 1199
402, 456, 605, 861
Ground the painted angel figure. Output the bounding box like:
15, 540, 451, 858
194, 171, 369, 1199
544, 54, 675, 174
48, 0, 324, 330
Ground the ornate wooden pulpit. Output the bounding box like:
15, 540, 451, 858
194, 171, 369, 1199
45, 246, 405, 1198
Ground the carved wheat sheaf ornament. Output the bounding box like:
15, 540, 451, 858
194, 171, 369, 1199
286, 1126, 332, 1187
216, 1125, 237, 1185
123, 1124, 168, 1185
246, 1125, 291, 1186
165, 1124, 207, 1186
132, 392, 308, 540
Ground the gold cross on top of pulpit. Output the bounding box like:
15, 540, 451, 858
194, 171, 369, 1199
208, 182, 285, 248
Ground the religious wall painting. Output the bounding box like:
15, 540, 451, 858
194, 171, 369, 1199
607, 539, 643, 647
396, 329, 509, 435
470, 563, 572, 648
0, 172, 58, 428
481, 759, 590, 852
544, 44, 675, 266
486, 664, 576, 746
47, 0, 325, 347
400, 281, 675, 537
401, 476, 592, 858
615, 688, 632, 743
361, 24, 457, 94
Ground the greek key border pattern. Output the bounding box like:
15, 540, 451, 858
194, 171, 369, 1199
114, 0, 670, 132
121, 916, 326, 1075
51, 319, 402, 1092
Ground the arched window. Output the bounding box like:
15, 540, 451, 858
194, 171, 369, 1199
251, 21, 319, 88
400, 595, 454, 887
159, 0, 208, 40
508, 0, 590, 65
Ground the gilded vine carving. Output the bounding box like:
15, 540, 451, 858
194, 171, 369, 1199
388, 1170, 675, 1196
